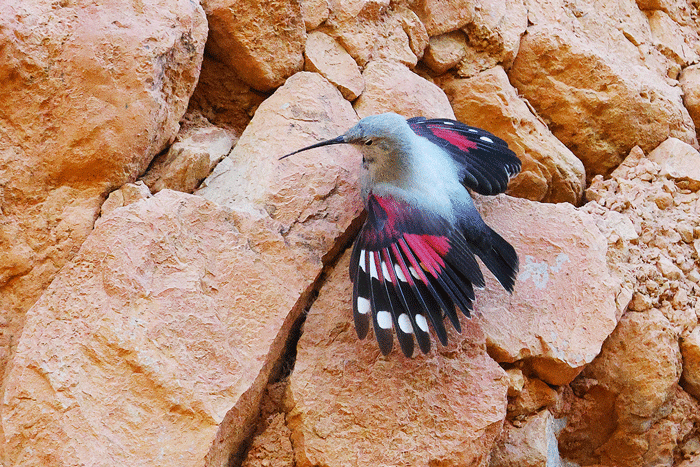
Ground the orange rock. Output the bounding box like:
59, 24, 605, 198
287, 250, 509, 467
354, 60, 455, 118
201, 0, 306, 91
0, 0, 207, 413
473, 195, 622, 386
510, 19, 697, 180
439, 66, 586, 204
410, 0, 475, 36
489, 410, 562, 467
304, 31, 365, 100
423, 31, 468, 74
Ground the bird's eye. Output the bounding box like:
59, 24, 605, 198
364, 139, 373, 146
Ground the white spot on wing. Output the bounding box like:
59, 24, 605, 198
468, 128, 478, 133
359, 250, 366, 272
415, 314, 429, 332
409, 266, 420, 280
394, 264, 407, 282
381, 261, 392, 283
357, 297, 370, 314
443, 121, 454, 125
369, 253, 378, 280
377, 311, 392, 329
480, 135, 494, 143
398, 314, 413, 334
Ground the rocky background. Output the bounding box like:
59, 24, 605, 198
1, 0, 700, 466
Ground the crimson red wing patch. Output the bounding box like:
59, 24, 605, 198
349, 194, 487, 357
407, 117, 521, 195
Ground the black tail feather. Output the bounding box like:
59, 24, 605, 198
472, 226, 519, 293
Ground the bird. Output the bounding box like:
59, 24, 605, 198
280, 112, 521, 357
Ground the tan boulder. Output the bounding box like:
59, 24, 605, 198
197, 72, 363, 259
301, 0, 330, 30
287, 250, 509, 467
646, 8, 700, 68
423, 30, 468, 74
304, 31, 365, 100
100, 181, 153, 217
439, 66, 586, 204
509, 15, 697, 179
409, 0, 475, 36
201, 0, 306, 91
473, 195, 622, 386
489, 410, 562, 467
647, 137, 700, 191
0, 0, 206, 397
141, 119, 235, 194
681, 327, 700, 399
2, 189, 342, 467
323, 3, 421, 67
680, 64, 700, 131
354, 60, 455, 118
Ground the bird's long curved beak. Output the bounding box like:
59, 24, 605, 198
279, 135, 347, 160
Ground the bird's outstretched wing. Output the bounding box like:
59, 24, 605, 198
407, 117, 521, 195
349, 194, 488, 357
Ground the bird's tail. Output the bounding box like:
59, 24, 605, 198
472, 226, 519, 293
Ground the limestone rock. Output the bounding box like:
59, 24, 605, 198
423, 30, 468, 74
680, 64, 700, 131
323, 3, 419, 67
354, 60, 455, 118
241, 413, 294, 467
509, 11, 697, 180
646, 8, 700, 67
287, 250, 509, 467
100, 182, 153, 217
439, 66, 586, 204
0, 0, 206, 398
304, 31, 364, 101
197, 71, 363, 259
201, 0, 306, 91
301, 0, 330, 30
647, 137, 700, 191
409, 0, 475, 36
2, 189, 345, 467
141, 120, 235, 194
682, 327, 700, 399
489, 410, 562, 467
473, 196, 621, 386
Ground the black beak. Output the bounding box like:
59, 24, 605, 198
279, 135, 347, 160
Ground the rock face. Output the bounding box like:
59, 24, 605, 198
5, 0, 700, 466
0, 0, 207, 407
286, 250, 509, 467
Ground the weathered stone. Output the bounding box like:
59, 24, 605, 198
647, 137, 700, 191
141, 120, 234, 195
301, 0, 330, 30
354, 60, 455, 118
409, 0, 475, 36
462, 0, 527, 69
397, 4, 430, 60
489, 410, 562, 467
473, 195, 622, 385
241, 413, 294, 467
201, 0, 306, 91
680, 64, 700, 131
439, 66, 586, 204
682, 327, 700, 399
101, 181, 153, 217
287, 250, 508, 467
0, 0, 207, 406
324, 4, 419, 67
509, 15, 697, 179
304, 31, 364, 101
2, 189, 347, 467
507, 377, 558, 420
646, 8, 700, 67
197, 72, 363, 259
423, 30, 468, 74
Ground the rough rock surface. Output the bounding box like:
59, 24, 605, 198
354, 60, 455, 118
489, 410, 562, 467
0, 0, 207, 406
304, 31, 365, 101
473, 195, 622, 386
286, 250, 509, 467
509, 0, 698, 179
201, 0, 306, 91
439, 66, 586, 204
